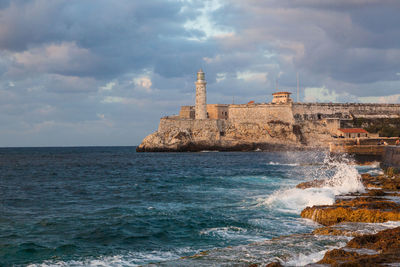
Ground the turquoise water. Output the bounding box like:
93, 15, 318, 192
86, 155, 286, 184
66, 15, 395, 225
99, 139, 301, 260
0, 147, 379, 266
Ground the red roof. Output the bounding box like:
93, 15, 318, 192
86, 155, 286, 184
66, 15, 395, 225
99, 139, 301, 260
272, 92, 292, 95
338, 128, 368, 134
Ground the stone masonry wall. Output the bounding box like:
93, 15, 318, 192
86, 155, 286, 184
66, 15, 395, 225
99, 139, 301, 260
228, 103, 294, 123
292, 103, 400, 121
382, 146, 400, 171
207, 104, 229, 119
158, 117, 225, 136
179, 106, 195, 119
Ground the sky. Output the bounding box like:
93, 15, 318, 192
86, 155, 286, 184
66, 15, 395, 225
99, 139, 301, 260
1, 0, 400, 147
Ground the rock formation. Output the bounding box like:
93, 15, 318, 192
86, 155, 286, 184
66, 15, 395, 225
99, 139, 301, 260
318, 227, 400, 266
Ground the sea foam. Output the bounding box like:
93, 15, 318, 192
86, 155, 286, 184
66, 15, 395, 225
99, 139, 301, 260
261, 156, 365, 214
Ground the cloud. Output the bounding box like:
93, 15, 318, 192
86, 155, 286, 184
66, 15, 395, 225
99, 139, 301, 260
133, 76, 153, 93
0, 0, 400, 146
99, 81, 117, 91
13, 42, 98, 76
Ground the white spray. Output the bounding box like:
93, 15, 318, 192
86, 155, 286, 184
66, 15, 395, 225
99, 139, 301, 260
262, 154, 365, 214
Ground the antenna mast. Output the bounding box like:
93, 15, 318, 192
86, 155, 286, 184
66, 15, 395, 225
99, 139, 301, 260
297, 72, 299, 102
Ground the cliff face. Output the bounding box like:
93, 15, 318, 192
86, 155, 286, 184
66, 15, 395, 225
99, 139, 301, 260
136, 117, 332, 152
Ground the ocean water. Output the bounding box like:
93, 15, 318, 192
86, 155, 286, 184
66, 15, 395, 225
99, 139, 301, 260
0, 147, 384, 266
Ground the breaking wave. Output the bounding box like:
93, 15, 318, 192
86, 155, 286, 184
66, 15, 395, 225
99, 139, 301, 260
27, 248, 197, 267
262, 155, 365, 213
267, 161, 299, 166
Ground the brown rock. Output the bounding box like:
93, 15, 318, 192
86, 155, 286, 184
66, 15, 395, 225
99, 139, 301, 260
296, 179, 326, 189
265, 262, 283, 267
312, 226, 359, 237
362, 189, 386, 196
301, 195, 400, 226
347, 226, 400, 251
318, 249, 362, 265
301, 172, 400, 226
318, 227, 400, 266
361, 173, 400, 190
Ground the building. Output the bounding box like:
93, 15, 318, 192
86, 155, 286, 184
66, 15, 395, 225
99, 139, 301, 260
272, 92, 292, 104
337, 128, 369, 138
176, 70, 400, 139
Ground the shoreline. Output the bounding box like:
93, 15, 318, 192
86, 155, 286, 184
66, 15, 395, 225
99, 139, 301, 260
174, 159, 400, 266
282, 164, 400, 266
135, 141, 314, 153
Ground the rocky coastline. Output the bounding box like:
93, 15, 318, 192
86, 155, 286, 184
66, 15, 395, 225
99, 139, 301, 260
136, 140, 308, 153
172, 159, 400, 266
272, 169, 400, 266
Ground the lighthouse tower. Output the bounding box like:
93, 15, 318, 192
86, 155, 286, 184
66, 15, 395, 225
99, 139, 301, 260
195, 69, 207, 119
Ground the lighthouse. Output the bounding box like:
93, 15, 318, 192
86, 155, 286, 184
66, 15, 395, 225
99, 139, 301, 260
195, 69, 207, 119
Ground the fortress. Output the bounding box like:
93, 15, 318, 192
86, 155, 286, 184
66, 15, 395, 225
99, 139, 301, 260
137, 70, 400, 152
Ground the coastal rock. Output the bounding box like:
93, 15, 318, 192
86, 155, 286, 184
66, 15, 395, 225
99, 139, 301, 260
318, 227, 400, 266
296, 179, 326, 189
300, 172, 400, 226
361, 173, 400, 190
313, 226, 360, 237
265, 262, 283, 267
136, 117, 312, 152
312, 221, 400, 237
301, 198, 400, 226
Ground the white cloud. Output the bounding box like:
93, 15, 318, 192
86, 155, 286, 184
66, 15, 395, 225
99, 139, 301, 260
102, 96, 126, 104
97, 113, 105, 119
359, 94, 400, 104
133, 76, 152, 93
303, 86, 359, 103
237, 71, 267, 82
13, 42, 98, 75
184, 0, 234, 41
99, 81, 116, 91
216, 72, 227, 83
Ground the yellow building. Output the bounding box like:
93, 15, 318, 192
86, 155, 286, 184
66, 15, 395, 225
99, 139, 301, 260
272, 92, 292, 104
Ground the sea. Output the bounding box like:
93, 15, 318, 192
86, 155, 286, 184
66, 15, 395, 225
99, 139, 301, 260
0, 147, 395, 266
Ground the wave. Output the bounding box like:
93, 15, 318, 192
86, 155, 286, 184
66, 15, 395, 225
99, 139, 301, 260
27, 247, 197, 267
261, 156, 365, 214
199, 226, 266, 242
267, 161, 299, 166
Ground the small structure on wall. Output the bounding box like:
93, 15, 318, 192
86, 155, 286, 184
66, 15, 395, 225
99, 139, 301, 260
338, 128, 369, 138
272, 92, 292, 104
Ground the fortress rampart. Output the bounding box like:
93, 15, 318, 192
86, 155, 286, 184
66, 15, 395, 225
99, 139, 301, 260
292, 103, 400, 121
179, 102, 400, 122
228, 103, 294, 123
158, 117, 226, 135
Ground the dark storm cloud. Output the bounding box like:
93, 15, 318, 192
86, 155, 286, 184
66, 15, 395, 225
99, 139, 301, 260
0, 0, 213, 79
1, 0, 400, 146
212, 0, 400, 94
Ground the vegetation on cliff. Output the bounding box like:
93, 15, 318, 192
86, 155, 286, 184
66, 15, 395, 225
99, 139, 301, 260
352, 118, 400, 137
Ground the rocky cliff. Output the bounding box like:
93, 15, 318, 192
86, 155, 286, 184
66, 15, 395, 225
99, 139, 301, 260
136, 117, 333, 152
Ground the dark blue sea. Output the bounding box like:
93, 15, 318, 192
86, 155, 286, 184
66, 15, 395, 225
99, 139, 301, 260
0, 147, 386, 266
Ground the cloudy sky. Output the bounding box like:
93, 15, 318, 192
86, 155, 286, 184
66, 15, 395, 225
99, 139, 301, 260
1, 0, 400, 146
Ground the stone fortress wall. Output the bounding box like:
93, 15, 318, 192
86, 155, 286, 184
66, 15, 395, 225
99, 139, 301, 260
178, 102, 400, 124
292, 103, 400, 121
228, 103, 294, 123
